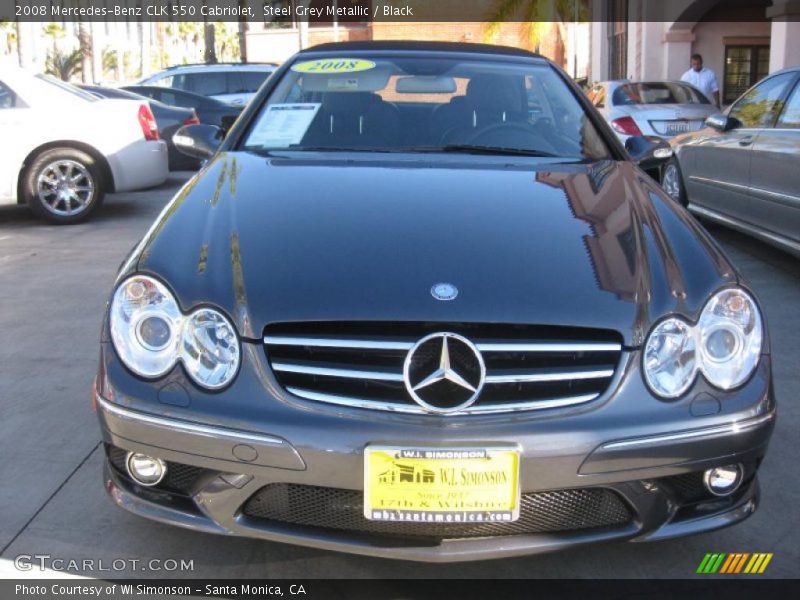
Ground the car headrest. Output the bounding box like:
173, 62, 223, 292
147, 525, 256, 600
322, 92, 379, 114
466, 74, 522, 113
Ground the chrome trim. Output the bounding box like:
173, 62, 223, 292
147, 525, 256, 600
475, 342, 621, 352
285, 386, 599, 414
600, 412, 775, 450
748, 184, 800, 208
263, 336, 622, 354
96, 395, 286, 447
688, 175, 749, 193
264, 336, 414, 351
688, 204, 800, 255
271, 361, 404, 382
485, 368, 615, 384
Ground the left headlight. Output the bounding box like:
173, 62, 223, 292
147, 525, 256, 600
110, 275, 240, 390
644, 287, 763, 398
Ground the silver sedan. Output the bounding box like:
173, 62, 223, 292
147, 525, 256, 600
587, 80, 718, 143
662, 66, 800, 258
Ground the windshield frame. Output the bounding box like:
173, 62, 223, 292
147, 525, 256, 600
224, 48, 628, 162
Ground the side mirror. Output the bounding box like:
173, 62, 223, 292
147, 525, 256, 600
705, 114, 735, 132
173, 124, 223, 160
625, 135, 673, 172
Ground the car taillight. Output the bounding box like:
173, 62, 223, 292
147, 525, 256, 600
137, 104, 159, 141
183, 114, 200, 126
611, 116, 643, 137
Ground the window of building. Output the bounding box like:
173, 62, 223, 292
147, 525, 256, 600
608, 0, 628, 80
724, 45, 770, 105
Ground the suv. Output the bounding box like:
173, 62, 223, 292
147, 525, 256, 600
138, 63, 277, 107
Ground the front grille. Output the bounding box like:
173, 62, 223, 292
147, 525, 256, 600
241, 483, 633, 540
264, 322, 622, 414
106, 445, 216, 496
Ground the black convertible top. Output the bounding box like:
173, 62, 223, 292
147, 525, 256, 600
299, 40, 544, 59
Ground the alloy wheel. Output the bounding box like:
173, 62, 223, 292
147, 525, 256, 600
36, 159, 95, 217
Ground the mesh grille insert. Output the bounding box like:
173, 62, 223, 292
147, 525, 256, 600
241, 483, 633, 540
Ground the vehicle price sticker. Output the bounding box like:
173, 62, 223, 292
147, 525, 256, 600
247, 103, 321, 148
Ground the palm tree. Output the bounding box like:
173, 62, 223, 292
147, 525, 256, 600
484, 0, 587, 56
45, 48, 83, 81
77, 20, 93, 83
42, 22, 66, 56
238, 0, 248, 62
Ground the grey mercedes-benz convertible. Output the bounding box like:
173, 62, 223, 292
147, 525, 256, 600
93, 42, 775, 562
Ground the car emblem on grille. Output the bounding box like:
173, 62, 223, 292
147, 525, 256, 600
403, 332, 486, 413
431, 282, 458, 301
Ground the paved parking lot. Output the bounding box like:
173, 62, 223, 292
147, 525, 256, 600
0, 174, 798, 579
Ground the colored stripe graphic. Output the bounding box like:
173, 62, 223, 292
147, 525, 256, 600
700, 553, 773, 574
697, 553, 727, 573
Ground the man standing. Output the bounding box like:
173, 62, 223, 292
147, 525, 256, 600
681, 53, 720, 108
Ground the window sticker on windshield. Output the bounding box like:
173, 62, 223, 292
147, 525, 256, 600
247, 103, 321, 147
328, 78, 359, 91
291, 58, 376, 74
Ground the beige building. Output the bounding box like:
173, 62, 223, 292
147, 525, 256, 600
590, 0, 800, 104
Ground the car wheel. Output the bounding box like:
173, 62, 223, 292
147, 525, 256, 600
23, 148, 105, 224
662, 159, 687, 207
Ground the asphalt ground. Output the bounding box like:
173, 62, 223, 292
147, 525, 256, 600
0, 172, 797, 578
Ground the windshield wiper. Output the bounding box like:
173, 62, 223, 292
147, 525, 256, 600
432, 144, 561, 157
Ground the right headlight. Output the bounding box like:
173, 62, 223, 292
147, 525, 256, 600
644, 288, 763, 399
109, 275, 240, 389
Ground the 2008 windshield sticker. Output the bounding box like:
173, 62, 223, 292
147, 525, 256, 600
291, 58, 376, 74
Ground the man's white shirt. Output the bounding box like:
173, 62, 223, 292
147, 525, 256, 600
680, 67, 719, 103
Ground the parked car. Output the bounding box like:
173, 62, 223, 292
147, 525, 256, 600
79, 84, 201, 171
663, 66, 800, 257
122, 85, 243, 129
137, 63, 277, 107
588, 80, 718, 142
0, 68, 168, 224
94, 42, 774, 562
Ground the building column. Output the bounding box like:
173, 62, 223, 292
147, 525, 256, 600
767, 1, 800, 73
662, 30, 695, 80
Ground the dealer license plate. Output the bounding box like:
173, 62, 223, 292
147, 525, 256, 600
363, 447, 520, 523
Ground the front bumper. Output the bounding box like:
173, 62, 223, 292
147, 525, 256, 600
94, 345, 775, 562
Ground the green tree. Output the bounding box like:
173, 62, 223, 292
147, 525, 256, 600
45, 48, 83, 81
484, 0, 588, 53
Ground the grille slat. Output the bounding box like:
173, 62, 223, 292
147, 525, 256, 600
265, 322, 622, 415
242, 483, 633, 540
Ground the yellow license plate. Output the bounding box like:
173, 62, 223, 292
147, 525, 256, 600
364, 447, 520, 523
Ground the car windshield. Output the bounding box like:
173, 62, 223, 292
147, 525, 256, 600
612, 82, 709, 105
241, 55, 610, 160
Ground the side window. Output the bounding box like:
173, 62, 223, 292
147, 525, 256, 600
185, 72, 228, 96
728, 73, 795, 129
0, 80, 27, 109
152, 75, 174, 88
776, 82, 800, 128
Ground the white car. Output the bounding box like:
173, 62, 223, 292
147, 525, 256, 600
587, 80, 719, 143
138, 63, 277, 107
0, 67, 168, 224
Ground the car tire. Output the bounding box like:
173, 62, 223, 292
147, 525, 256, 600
662, 159, 687, 207
23, 148, 105, 224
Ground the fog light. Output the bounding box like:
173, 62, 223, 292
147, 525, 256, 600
126, 452, 167, 486
703, 464, 743, 496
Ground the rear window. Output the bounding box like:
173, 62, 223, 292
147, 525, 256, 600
36, 75, 98, 102
185, 72, 229, 96
612, 82, 709, 105
241, 71, 271, 92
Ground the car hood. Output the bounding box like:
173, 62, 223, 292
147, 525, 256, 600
131, 152, 736, 346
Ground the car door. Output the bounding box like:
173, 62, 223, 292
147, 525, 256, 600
0, 79, 30, 202
746, 74, 800, 247
680, 72, 797, 223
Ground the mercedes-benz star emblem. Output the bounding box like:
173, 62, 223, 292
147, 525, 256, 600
431, 282, 458, 301
403, 332, 486, 413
